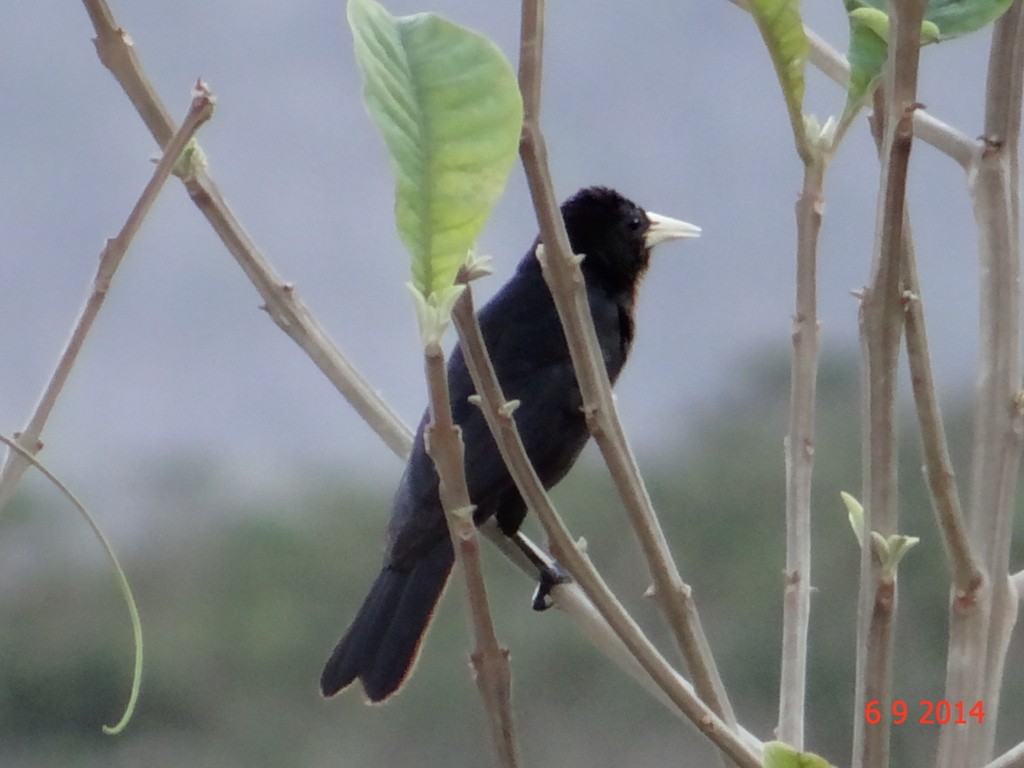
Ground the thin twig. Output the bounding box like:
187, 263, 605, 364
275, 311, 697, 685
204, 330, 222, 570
421, 329, 520, 768
974, 3, 1024, 756
984, 740, 1024, 768
1012, 570, 1024, 601
84, 0, 174, 146
479, 520, 764, 754
857, 51, 982, 716
0, 433, 143, 736
900, 229, 981, 595
852, 0, 927, 765
0, 84, 215, 514
940, 5, 1024, 766
778, 157, 824, 750
517, 0, 736, 731
185, 174, 414, 459
450, 282, 761, 766
81, 0, 412, 460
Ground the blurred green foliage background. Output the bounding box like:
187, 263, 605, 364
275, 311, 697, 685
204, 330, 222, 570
1, 351, 1022, 767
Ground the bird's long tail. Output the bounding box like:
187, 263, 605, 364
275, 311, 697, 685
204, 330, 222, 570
320, 538, 454, 702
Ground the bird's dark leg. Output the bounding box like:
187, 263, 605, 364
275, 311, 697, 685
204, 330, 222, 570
506, 531, 573, 611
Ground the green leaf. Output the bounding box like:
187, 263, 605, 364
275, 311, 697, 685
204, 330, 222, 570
841, 0, 997, 127
849, 5, 891, 39
922, 18, 943, 43
839, 490, 919, 572
842, 4, 940, 123
883, 533, 920, 569
927, 0, 1013, 38
347, 0, 523, 298
172, 138, 207, 182
843, 12, 889, 118
841, 490, 866, 548
848, 6, 940, 43
764, 741, 838, 768
748, 0, 810, 160
872, 532, 920, 571
845, 0, 1009, 41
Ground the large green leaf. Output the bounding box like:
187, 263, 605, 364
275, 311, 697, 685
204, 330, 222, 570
748, 0, 809, 159
347, 0, 523, 298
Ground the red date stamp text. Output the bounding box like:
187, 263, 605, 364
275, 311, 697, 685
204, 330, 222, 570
864, 700, 986, 725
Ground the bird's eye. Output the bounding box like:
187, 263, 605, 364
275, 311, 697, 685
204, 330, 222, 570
628, 214, 644, 231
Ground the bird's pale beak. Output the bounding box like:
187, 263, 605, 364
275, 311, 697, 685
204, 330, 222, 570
644, 211, 701, 249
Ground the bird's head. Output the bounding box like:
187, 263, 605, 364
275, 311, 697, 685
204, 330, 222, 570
561, 186, 700, 294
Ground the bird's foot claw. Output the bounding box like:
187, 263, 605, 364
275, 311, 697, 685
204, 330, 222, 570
531, 562, 573, 611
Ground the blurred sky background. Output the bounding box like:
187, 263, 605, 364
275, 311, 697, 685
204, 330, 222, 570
0, 1, 994, 520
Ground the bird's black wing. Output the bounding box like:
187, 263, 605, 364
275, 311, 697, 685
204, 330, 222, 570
452, 255, 628, 531
385, 252, 628, 563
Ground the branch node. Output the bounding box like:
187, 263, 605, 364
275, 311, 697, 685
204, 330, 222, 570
581, 404, 603, 435
450, 504, 477, 527
191, 77, 216, 106
459, 249, 494, 283
1013, 391, 1024, 416
980, 134, 1005, 157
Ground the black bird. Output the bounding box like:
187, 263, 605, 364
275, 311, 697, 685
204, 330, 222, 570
321, 186, 699, 702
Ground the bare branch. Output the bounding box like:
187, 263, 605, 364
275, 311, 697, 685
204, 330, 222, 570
421, 331, 520, 768
517, 0, 737, 732
941, 5, 1024, 765
985, 739, 1024, 768
1012, 570, 1024, 602
900, 233, 981, 595
84, 0, 174, 147
0, 83, 215, 514
80, 0, 413, 461
478, 522, 765, 754
778, 158, 824, 750
451, 280, 761, 767
187, 176, 415, 460
852, 0, 927, 764
853, 45, 982, 665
